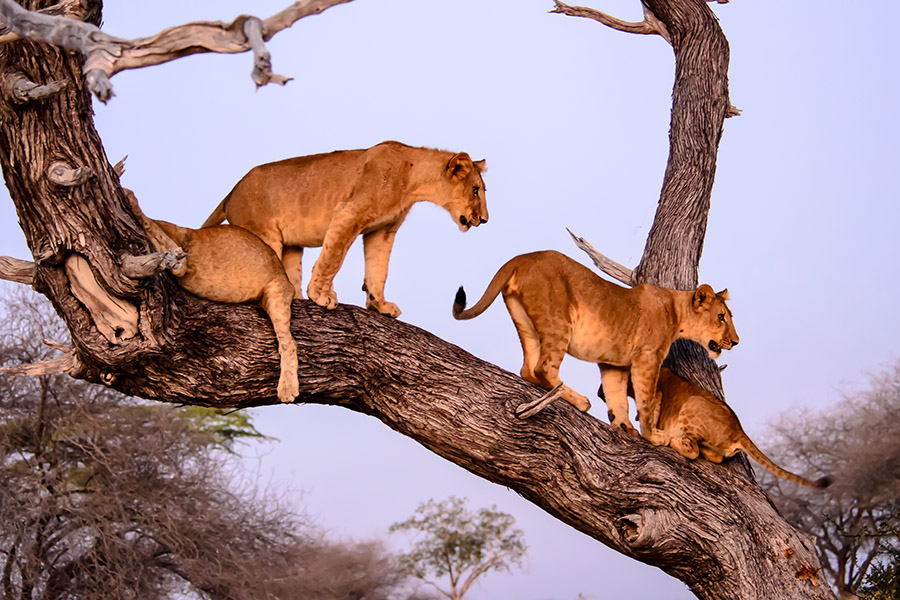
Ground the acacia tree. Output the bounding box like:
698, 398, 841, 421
389, 497, 526, 600
0, 1, 835, 598
758, 362, 900, 597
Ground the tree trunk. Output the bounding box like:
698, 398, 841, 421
0, 1, 834, 598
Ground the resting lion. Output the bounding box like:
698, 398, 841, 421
125, 189, 299, 404
202, 140, 488, 317
453, 250, 739, 442
600, 368, 831, 487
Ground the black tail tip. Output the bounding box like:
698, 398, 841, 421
452, 286, 466, 317
815, 476, 833, 489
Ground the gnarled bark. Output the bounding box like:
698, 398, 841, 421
0, 1, 834, 598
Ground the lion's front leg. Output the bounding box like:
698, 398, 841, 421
308, 211, 360, 310
362, 225, 403, 318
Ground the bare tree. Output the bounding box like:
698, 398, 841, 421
758, 361, 900, 598
0, 1, 834, 598
0, 287, 410, 600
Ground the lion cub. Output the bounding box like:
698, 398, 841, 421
203, 140, 488, 318
453, 250, 739, 442
602, 368, 831, 487
125, 189, 299, 404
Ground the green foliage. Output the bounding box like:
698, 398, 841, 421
390, 496, 526, 599
172, 404, 273, 453
857, 517, 900, 600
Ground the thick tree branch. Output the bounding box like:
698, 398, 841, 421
0, 1, 830, 598
551, 0, 671, 45
0, 0, 353, 102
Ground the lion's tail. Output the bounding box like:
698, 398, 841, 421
200, 189, 232, 229
737, 434, 832, 488
452, 260, 516, 320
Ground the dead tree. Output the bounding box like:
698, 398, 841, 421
0, 1, 835, 598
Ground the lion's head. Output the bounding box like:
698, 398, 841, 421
689, 285, 739, 358
443, 152, 488, 232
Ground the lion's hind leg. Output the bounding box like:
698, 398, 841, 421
534, 325, 590, 413
698, 446, 725, 463
282, 247, 304, 299
669, 435, 701, 460
504, 296, 541, 385
260, 277, 299, 403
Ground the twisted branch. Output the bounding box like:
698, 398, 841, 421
0, 0, 353, 102
550, 0, 671, 45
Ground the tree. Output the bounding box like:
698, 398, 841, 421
0, 1, 835, 598
0, 287, 410, 600
858, 523, 900, 600
758, 362, 900, 597
389, 497, 526, 600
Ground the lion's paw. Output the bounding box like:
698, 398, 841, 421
278, 373, 299, 403
308, 285, 338, 310
646, 428, 668, 446
614, 421, 640, 437
367, 298, 402, 318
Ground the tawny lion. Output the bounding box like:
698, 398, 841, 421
600, 368, 832, 487
125, 189, 299, 404
453, 250, 739, 442
202, 140, 488, 317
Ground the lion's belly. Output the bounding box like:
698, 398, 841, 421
567, 310, 631, 366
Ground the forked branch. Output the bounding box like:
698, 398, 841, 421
0, 0, 353, 102
550, 0, 671, 45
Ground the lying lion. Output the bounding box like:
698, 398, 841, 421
125, 188, 299, 404
453, 250, 739, 442
600, 368, 832, 487
203, 140, 488, 317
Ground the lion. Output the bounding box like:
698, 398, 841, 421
202, 140, 488, 318
599, 368, 832, 487
124, 188, 299, 404
452, 250, 739, 442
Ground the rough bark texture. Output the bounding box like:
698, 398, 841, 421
0, 1, 835, 599
630, 0, 734, 404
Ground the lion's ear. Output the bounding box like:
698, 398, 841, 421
717, 288, 730, 301
692, 284, 716, 310
446, 153, 473, 181
473, 159, 487, 173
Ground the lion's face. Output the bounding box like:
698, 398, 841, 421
444, 153, 488, 232
690, 285, 739, 359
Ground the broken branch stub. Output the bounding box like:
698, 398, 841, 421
567, 228, 635, 287
0, 255, 36, 285
47, 161, 93, 187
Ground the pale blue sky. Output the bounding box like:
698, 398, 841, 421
1, 1, 898, 598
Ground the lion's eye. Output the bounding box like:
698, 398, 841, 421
473, 186, 480, 196
718, 313, 726, 322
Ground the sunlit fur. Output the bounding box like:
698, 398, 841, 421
203, 141, 488, 317
453, 250, 739, 443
